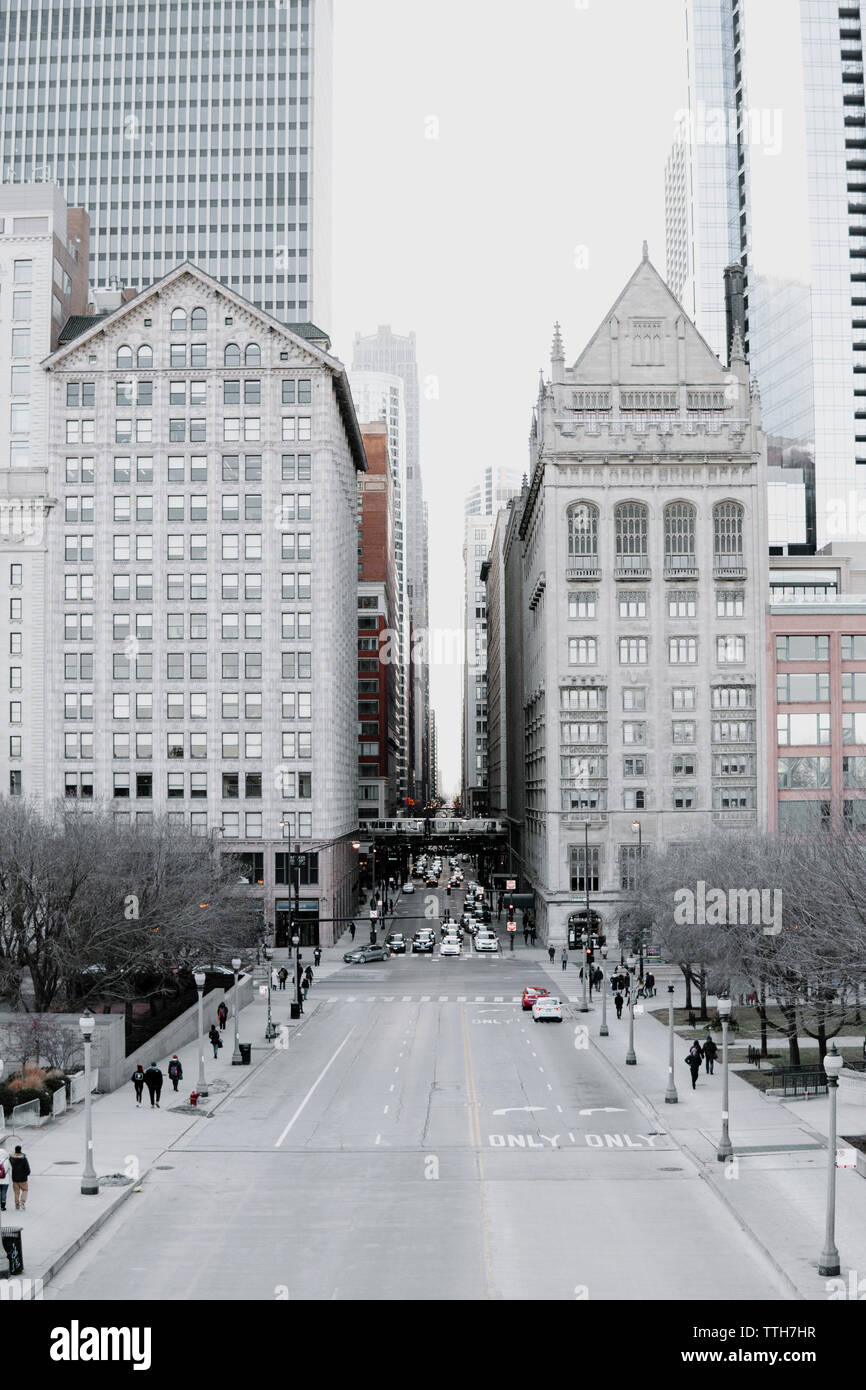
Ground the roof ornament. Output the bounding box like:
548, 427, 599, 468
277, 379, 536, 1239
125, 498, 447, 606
642, 240, 649, 263
551, 321, 565, 360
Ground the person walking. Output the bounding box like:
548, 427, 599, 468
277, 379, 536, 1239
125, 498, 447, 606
209, 1023, 222, 1060
614, 991, 624, 1020
530, 925, 537, 946
685, 1041, 704, 1090
131, 1062, 146, 1107
144, 1061, 163, 1109
217, 1000, 229, 1031
0, 1143, 10, 1211
271, 965, 280, 989
168, 1055, 183, 1092
561, 947, 568, 972
349, 923, 356, 942
703, 1036, 718, 1075
523, 927, 529, 946
314, 945, 322, 968
278, 967, 288, 991
645, 970, 655, 998
303, 965, 313, 992
548, 945, 556, 964
10, 1146, 29, 1210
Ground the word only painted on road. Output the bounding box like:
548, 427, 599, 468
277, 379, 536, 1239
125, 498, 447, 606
487, 1133, 659, 1149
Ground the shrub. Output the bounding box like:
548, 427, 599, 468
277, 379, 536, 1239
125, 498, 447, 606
0, 1084, 46, 1115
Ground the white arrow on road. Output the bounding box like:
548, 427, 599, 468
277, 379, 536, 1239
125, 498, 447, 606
493, 1106, 548, 1116
578, 1107, 627, 1116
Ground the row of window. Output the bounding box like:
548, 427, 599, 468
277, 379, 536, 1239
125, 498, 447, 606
66, 454, 312, 483
66, 495, 304, 523
113, 342, 264, 368
774, 635, 866, 661
69, 377, 312, 407
561, 755, 755, 778
778, 713, 866, 745
568, 590, 745, 619
59, 644, 312, 683
65, 730, 316, 768
560, 686, 754, 712
64, 691, 312, 722
67, 417, 312, 444
568, 636, 747, 665
560, 721, 756, 745
778, 801, 866, 830
567, 500, 744, 561
563, 787, 757, 813
777, 757, 866, 789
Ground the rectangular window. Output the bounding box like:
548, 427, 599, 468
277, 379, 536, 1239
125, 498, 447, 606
672, 721, 696, 744
717, 635, 745, 664
842, 636, 866, 660
570, 845, 600, 893
777, 673, 830, 703
668, 590, 696, 618
569, 592, 597, 620
842, 713, 866, 745
623, 756, 646, 777
776, 635, 829, 661
717, 589, 744, 617
619, 637, 647, 664
618, 591, 647, 619
669, 637, 697, 664
569, 637, 597, 665
622, 722, 646, 744
778, 713, 832, 746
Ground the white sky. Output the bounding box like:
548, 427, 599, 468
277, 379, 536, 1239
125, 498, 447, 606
331, 0, 687, 794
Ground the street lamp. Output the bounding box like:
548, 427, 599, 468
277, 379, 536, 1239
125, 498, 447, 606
230, 955, 242, 1064
818, 1042, 844, 1276
716, 997, 733, 1161
625, 953, 637, 1066
264, 945, 276, 1041
79, 1013, 99, 1195
579, 930, 590, 1013
194, 969, 208, 1098
631, 820, 645, 975
599, 945, 609, 1037
665, 983, 678, 1103
292, 933, 302, 1017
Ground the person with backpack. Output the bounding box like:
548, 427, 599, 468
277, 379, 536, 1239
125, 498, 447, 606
548, 944, 556, 964
217, 1000, 229, 1031
131, 1062, 146, 1106
144, 1062, 163, 1109
10, 1146, 29, 1210
314, 945, 322, 968
0, 1144, 10, 1211
614, 992, 624, 1020
209, 1024, 222, 1059
644, 970, 655, 998
685, 1042, 703, 1090
703, 1036, 719, 1075
168, 1055, 183, 1092
278, 967, 288, 991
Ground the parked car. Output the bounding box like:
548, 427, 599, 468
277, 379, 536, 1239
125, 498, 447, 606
532, 996, 563, 1022
522, 986, 550, 1011
343, 945, 391, 964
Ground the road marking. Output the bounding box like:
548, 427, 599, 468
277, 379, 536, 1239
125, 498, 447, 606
439, 996, 449, 1002
421, 996, 431, 1003
458, 996, 467, 1002
383, 1105, 389, 1114
394, 1067, 400, 1073
274, 1026, 357, 1148
402, 996, 412, 1002
546, 1083, 553, 1091
556, 1105, 563, 1113
460, 1004, 494, 1299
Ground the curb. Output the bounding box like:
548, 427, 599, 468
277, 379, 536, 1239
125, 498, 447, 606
34, 1182, 138, 1288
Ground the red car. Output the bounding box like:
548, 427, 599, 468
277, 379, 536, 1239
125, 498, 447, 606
522, 986, 550, 1011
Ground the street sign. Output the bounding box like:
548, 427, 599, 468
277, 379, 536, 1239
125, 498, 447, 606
507, 921, 516, 932
633, 1004, 645, 1016
258, 985, 268, 997
506, 878, 516, 891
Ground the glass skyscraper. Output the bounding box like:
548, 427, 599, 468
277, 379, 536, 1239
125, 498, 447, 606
665, 0, 864, 547
0, 0, 333, 325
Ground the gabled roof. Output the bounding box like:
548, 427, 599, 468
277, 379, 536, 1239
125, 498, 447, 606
45, 262, 367, 471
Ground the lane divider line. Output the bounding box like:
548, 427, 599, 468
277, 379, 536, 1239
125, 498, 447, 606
274, 1026, 357, 1149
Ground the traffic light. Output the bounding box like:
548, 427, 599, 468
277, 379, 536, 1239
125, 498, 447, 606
585, 945, 594, 965
507, 902, 514, 919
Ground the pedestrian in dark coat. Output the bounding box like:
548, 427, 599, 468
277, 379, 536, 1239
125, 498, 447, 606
278, 967, 288, 991
703, 1037, 719, 1075
168, 1055, 183, 1092
303, 965, 313, 991
10, 1146, 30, 1210
686, 1043, 703, 1089
645, 971, 655, 997
561, 947, 568, 972
314, 946, 322, 967
209, 1024, 221, 1059
614, 992, 624, 1020
131, 1063, 145, 1106
217, 1000, 229, 1030
144, 1062, 163, 1108
349, 923, 356, 941
548, 945, 555, 964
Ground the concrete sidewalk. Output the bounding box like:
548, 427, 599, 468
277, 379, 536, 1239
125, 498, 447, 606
0, 981, 321, 1293
538, 959, 866, 1300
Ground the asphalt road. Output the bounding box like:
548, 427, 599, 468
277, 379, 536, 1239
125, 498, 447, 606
46, 872, 788, 1301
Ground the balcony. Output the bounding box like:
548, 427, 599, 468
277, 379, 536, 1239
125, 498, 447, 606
614, 560, 651, 581
664, 558, 698, 580
566, 564, 600, 582
713, 555, 746, 580
712, 810, 757, 827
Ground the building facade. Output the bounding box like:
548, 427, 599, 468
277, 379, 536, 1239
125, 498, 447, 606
0, 0, 333, 324
41, 262, 365, 945
511, 252, 769, 947
357, 422, 398, 821
462, 509, 496, 812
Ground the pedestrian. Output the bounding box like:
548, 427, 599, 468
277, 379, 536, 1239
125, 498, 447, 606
523, 928, 529, 946
530, 925, 537, 946
645, 970, 655, 998
349, 923, 356, 942
636, 975, 646, 999
303, 965, 313, 990
144, 1061, 163, 1109
703, 1037, 718, 1075
314, 945, 322, 968
271, 965, 280, 989
10, 1146, 29, 1211
131, 1062, 146, 1107
548, 945, 555, 964
614, 992, 624, 1020
217, 999, 228, 1031
388, 898, 394, 914
278, 966, 288, 991
0, 1143, 10, 1212
168, 1055, 183, 1092
209, 1023, 222, 1059
561, 947, 568, 972
685, 1041, 703, 1090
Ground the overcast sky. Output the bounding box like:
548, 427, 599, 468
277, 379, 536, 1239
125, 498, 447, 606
331, 0, 687, 794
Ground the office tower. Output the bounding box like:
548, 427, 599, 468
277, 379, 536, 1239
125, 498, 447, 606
357, 422, 398, 820
464, 464, 523, 519
352, 326, 430, 804
497, 253, 768, 947
0, 185, 90, 807
0, 0, 333, 324
42, 262, 365, 945
665, 0, 866, 548
462, 510, 496, 812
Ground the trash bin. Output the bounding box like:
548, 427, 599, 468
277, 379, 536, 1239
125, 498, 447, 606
1, 1227, 23, 1278
239, 1043, 252, 1066
290, 1002, 301, 1020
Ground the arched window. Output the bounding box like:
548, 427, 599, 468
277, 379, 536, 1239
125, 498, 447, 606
170, 307, 187, 332
614, 502, 649, 571
664, 502, 696, 571
567, 503, 599, 563
116, 345, 133, 369
136, 344, 153, 367
224, 343, 241, 367
713, 501, 744, 569
190, 307, 207, 331
245, 343, 261, 366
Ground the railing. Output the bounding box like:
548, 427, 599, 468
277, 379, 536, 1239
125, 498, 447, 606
664, 558, 698, 579
565, 564, 600, 581
714, 555, 746, 579
772, 1067, 827, 1097
615, 563, 651, 580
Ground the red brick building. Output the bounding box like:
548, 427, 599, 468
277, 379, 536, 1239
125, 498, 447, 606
357, 423, 398, 820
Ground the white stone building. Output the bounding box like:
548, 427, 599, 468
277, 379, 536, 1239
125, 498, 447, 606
513, 251, 769, 948
41, 262, 365, 946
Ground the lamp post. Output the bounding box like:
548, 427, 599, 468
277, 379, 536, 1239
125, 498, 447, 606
579, 930, 590, 1013
665, 983, 678, 1103
264, 945, 275, 1041
292, 933, 302, 1016
0, 1057, 3, 1234
716, 996, 733, 1161
818, 1042, 844, 1276
599, 945, 609, 1037
625, 953, 637, 1065
194, 969, 208, 1097
230, 955, 242, 1064
79, 1012, 99, 1195
631, 820, 645, 976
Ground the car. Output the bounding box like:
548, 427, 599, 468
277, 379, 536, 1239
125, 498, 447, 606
386, 933, 407, 954
343, 945, 391, 964
441, 922, 463, 940
522, 986, 550, 1011
402, 882, 416, 894
532, 996, 563, 1022
440, 938, 461, 957
412, 934, 435, 954
474, 932, 500, 953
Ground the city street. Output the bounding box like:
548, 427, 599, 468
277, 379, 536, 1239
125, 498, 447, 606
46, 879, 788, 1301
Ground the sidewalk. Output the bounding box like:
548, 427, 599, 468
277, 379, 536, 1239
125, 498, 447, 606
0, 979, 320, 1293
539, 958, 866, 1300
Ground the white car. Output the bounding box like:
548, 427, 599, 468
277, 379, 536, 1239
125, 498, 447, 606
440, 938, 461, 957
532, 996, 563, 1022
474, 932, 499, 953
402, 882, 415, 894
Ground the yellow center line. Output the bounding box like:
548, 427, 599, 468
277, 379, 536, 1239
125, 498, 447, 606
460, 1003, 494, 1299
